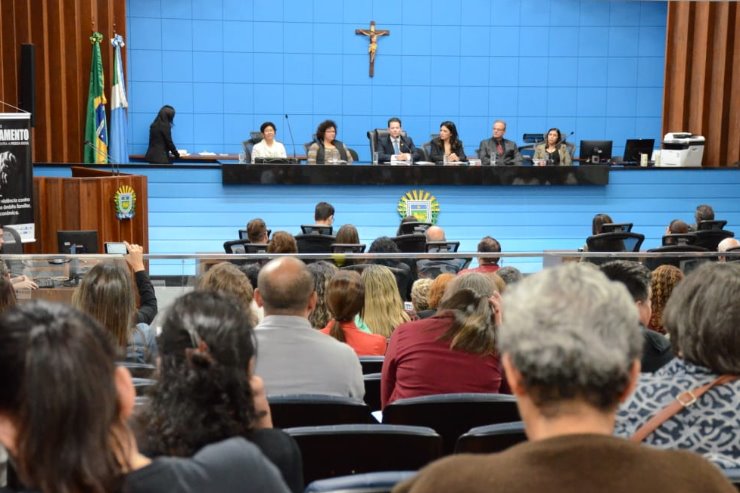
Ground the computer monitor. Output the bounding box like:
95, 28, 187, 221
57, 230, 99, 254
623, 139, 655, 162
579, 140, 613, 164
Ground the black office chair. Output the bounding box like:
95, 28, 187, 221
697, 219, 727, 231
359, 356, 385, 374
348, 148, 359, 162
331, 243, 366, 254
425, 241, 459, 253
397, 221, 432, 236
223, 239, 251, 253
454, 421, 527, 454
301, 224, 334, 235
305, 471, 417, 493
1, 226, 23, 253
285, 424, 443, 485
586, 232, 644, 252
661, 233, 698, 246
267, 394, 376, 429
382, 393, 520, 454
392, 234, 427, 253
363, 372, 382, 411
601, 223, 633, 233
645, 244, 709, 271
694, 229, 734, 251
296, 234, 336, 255
517, 144, 535, 165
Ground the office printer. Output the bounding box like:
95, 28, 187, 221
659, 132, 704, 167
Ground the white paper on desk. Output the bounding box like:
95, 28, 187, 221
198, 151, 216, 156
414, 161, 435, 165
177, 149, 189, 155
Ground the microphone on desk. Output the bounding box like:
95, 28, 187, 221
284, 114, 297, 161
84, 140, 118, 175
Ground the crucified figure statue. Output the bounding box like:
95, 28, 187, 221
355, 21, 390, 77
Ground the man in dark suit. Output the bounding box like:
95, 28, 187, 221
478, 120, 522, 166
376, 117, 423, 163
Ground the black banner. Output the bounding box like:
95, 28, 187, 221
0, 113, 33, 241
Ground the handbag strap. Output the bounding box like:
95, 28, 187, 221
630, 374, 738, 442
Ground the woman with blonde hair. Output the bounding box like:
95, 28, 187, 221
381, 273, 504, 407
360, 264, 410, 338
648, 264, 684, 334
321, 270, 386, 356
198, 261, 259, 325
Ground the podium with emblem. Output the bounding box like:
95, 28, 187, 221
29, 167, 148, 253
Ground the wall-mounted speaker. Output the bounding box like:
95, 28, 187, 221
19, 43, 35, 127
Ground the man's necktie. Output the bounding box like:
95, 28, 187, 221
393, 139, 400, 154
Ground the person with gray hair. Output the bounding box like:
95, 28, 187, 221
394, 264, 735, 493
381, 273, 504, 408
496, 266, 523, 286
254, 257, 363, 398
615, 262, 740, 470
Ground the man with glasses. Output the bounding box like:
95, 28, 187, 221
478, 120, 522, 166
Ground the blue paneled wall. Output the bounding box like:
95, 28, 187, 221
126, 0, 667, 161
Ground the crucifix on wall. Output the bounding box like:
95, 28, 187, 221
355, 21, 390, 77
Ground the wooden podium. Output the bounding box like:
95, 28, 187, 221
29, 167, 148, 254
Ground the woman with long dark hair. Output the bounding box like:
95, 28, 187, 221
145, 104, 179, 164
429, 120, 466, 164
0, 301, 290, 493
138, 291, 303, 492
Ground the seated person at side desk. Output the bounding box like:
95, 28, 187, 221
429, 120, 466, 164
144, 105, 179, 164
251, 121, 287, 162
533, 127, 572, 166
478, 120, 522, 166
377, 117, 423, 163
307, 120, 353, 165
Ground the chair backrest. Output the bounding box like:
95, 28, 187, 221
267, 394, 376, 428
697, 219, 727, 231
425, 241, 460, 253
367, 129, 409, 159
397, 221, 432, 236
694, 229, 734, 251
363, 372, 382, 411
601, 223, 633, 233
454, 421, 527, 454
348, 148, 359, 162
382, 393, 520, 454
564, 140, 576, 158
238, 228, 249, 240
223, 239, 251, 253
359, 356, 385, 374
301, 224, 334, 235
305, 471, 417, 493
662, 233, 698, 246
585, 232, 644, 253
645, 245, 710, 271
285, 424, 442, 485
392, 234, 427, 253
296, 234, 336, 254
331, 243, 366, 254
1, 226, 23, 254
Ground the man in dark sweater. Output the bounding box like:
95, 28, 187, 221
394, 264, 734, 493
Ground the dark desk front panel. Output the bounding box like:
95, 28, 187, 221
221, 164, 609, 186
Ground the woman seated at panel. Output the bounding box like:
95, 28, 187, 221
251, 121, 287, 163
429, 120, 467, 165
137, 291, 303, 492
72, 248, 158, 365
307, 120, 353, 165
145, 104, 179, 164
0, 301, 291, 493
615, 263, 740, 470
533, 127, 572, 166
321, 270, 386, 356
381, 273, 505, 407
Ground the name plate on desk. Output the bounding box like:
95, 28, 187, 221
221, 164, 609, 186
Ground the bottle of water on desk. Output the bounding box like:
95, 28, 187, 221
443, 154, 449, 166
492, 152, 498, 167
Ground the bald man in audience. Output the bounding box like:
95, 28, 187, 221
718, 237, 740, 262
254, 256, 364, 398
418, 226, 467, 278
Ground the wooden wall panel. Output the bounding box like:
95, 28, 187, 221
663, 2, 740, 167
0, 0, 127, 163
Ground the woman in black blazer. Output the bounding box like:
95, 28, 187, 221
429, 120, 466, 165
145, 105, 179, 164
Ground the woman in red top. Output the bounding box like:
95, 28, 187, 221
321, 270, 386, 356
381, 272, 504, 407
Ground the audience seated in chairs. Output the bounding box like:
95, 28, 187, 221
320, 270, 387, 356
459, 236, 501, 275
197, 261, 261, 325
0, 301, 292, 493
397, 216, 432, 236
416, 273, 455, 319
307, 261, 338, 329
496, 266, 523, 287
254, 257, 364, 398
135, 291, 303, 493
71, 249, 158, 365
394, 264, 734, 493
600, 261, 673, 373
417, 226, 468, 278
693, 203, 715, 230
616, 263, 740, 470
410, 278, 433, 316
268, 231, 299, 254
381, 273, 505, 408
246, 217, 270, 244
647, 265, 683, 335
359, 265, 411, 339
267, 394, 374, 429
718, 237, 740, 262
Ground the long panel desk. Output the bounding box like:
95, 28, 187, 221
221, 163, 610, 186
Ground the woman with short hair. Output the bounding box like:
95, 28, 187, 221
251, 121, 287, 162
307, 120, 353, 165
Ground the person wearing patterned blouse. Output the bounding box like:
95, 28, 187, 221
307, 120, 353, 165
251, 121, 287, 162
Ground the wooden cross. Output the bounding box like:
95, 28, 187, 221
355, 21, 390, 78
